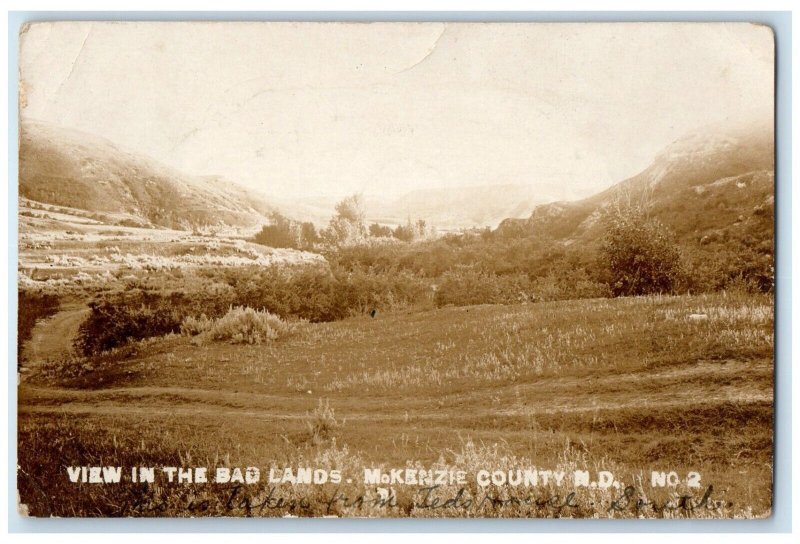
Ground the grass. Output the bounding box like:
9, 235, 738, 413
182, 306, 299, 346
17, 292, 773, 518
17, 290, 60, 363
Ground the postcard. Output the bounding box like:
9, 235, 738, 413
16, 21, 775, 518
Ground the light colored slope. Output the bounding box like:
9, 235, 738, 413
19, 119, 273, 229
20, 306, 89, 376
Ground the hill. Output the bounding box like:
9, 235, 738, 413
19, 120, 275, 230
496, 120, 774, 251
369, 184, 561, 230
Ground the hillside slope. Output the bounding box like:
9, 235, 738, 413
497, 120, 774, 250
19, 120, 275, 230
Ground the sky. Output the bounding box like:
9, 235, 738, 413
19, 22, 774, 202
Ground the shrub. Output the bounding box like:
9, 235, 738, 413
600, 209, 683, 297
305, 399, 340, 444
434, 268, 494, 307
224, 264, 430, 321
74, 289, 234, 356
333, 268, 432, 315
227, 266, 349, 322
75, 295, 185, 356
190, 306, 295, 345
179, 314, 213, 336
254, 212, 298, 248
434, 268, 532, 307
531, 270, 611, 302
368, 223, 393, 238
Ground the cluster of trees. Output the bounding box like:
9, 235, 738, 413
335, 201, 771, 301
254, 194, 435, 251
253, 211, 320, 250
89, 204, 689, 356
368, 218, 432, 242
255, 190, 771, 303
47, 170, 773, 361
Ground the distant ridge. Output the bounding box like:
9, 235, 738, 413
372, 184, 561, 230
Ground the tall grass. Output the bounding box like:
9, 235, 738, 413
182, 306, 298, 345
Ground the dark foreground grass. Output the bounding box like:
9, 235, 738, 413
18, 293, 773, 518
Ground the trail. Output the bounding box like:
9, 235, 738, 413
18, 388, 773, 422
20, 305, 89, 378
19, 359, 772, 421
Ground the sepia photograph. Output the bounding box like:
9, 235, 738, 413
15, 20, 775, 519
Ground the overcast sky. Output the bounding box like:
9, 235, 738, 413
20, 22, 774, 201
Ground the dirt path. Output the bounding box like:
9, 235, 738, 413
20, 305, 89, 377
19, 358, 772, 422
19, 389, 772, 420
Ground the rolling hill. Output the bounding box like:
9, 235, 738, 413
19, 120, 276, 230
496, 119, 775, 251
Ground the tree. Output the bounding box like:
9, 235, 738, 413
334, 194, 366, 224
390, 218, 429, 242
392, 223, 415, 242
324, 194, 368, 246
414, 219, 429, 240
254, 213, 320, 250
369, 223, 393, 238
600, 207, 683, 297
299, 222, 321, 248
254, 211, 299, 249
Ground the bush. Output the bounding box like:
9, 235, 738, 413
334, 268, 432, 315
368, 223, 393, 238
531, 269, 611, 302
254, 212, 298, 248
74, 289, 234, 356
601, 210, 683, 297
73, 267, 360, 355
305, 399, 340, 444
179, 314, 214, 336
226, 266, 350, 322
187, 306, 295, 345
75, 294, 184, 356
434, 268, 532, 307
223, 264, 430, 321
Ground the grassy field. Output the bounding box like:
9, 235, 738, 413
17, 292, 773, 518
